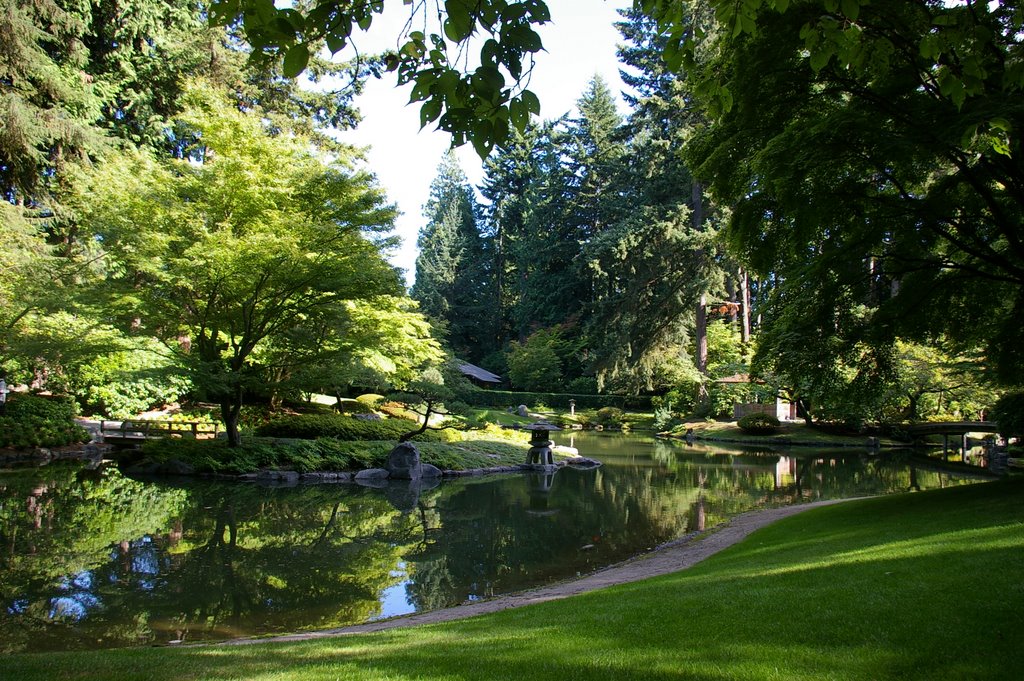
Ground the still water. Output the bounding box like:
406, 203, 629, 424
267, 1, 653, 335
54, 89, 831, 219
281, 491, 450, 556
0, 432, 983, 653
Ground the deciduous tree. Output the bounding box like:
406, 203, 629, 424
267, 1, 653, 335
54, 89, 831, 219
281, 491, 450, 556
76, 83, 405, 445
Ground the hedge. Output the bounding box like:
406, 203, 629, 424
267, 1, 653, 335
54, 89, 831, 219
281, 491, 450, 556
460, 389, 652, 410
140, 437, 390, 474
254, 414, 453, 442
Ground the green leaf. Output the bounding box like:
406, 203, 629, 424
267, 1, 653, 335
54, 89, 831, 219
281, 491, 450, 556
719, 86, 734, 113
809, 46, 833, 72
841, 0, 860, 22
509, 98, 529, 131
520, 89, 540, 115
990, 117, 1012, 133
282, 44, 309, 78
445, 0, 474, 40
420, 99, 443, 128
919, 34, 940, 60
325, 32, 347, 54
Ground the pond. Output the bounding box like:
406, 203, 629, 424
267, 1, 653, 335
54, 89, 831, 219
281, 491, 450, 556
0, 432, 985, 653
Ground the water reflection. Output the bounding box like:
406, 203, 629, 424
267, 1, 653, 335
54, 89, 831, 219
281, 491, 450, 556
0, 433, 985, 653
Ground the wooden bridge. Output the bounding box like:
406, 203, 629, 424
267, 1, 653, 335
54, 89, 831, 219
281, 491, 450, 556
902, 421, 1000, 462
902, 421, 999, 437
96, 419, 219, 446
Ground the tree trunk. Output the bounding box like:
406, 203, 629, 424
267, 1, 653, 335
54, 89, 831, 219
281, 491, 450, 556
739, 267, 751, 345
221, 387, 242, 447
796, 397, 813, 426
693, 180, 709, 404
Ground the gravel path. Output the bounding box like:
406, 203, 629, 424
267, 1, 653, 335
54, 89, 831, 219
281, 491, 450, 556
222, 498, 857, 646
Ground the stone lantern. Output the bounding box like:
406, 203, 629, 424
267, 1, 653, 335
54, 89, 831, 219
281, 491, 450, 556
523, 420, 561, 468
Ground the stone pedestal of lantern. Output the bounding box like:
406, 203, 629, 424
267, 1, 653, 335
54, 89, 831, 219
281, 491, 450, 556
523, 421, 561, 470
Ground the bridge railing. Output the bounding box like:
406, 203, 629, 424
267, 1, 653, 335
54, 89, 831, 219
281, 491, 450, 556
98, 419, 220, 440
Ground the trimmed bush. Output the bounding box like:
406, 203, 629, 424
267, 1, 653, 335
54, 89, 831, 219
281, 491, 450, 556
254, 413, 452, 442
459, 389, 651, 411
596, 406, 626, 428
356, 393, 386, 410
335, 398, 373, 415
737, 413, 781, 435
140, 437, 378, 474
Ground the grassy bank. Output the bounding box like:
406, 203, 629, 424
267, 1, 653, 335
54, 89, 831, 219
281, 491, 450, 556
6, 479, 1022, 680
668, 419, 906, 446
135, 423, 534, 475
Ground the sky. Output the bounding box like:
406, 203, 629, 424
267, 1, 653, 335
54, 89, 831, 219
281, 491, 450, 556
334, 0, 632, 286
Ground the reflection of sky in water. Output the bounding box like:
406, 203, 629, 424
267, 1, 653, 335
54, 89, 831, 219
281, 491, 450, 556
2, 445, 986, 653
375, 582, 415, 620
71, 572, 94, 590
49, 593, 100, 621
131, 549, 160, 576
51, 571, 103, 621
373, 562, 414, 620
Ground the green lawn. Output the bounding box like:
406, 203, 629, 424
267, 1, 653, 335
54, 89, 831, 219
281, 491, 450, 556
7, 480, 1022, 680
672, 419, 905, 446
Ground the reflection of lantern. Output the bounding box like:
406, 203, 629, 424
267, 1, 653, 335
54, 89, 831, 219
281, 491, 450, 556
526, 470, 559, 516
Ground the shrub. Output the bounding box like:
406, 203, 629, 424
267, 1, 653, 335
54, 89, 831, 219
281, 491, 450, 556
141, 436, 397, 474
458, 389, 652, 410
336, 398, 373, 415
737, 413, 781, 435
991, 392, 1024, 438
356, 394, 386, 410
254, 413, 450, 442
566, 376, 598, 394
4, 393, 78, 421
653, 405, 676, 431
0, 416, 90, 449
506, 333, 563, 392
595, 406, 626, 428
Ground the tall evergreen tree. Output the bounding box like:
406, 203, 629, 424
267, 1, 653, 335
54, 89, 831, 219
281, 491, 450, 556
480, 124, 543, 351
580, 9, 727, 392
411, 153, 492, 361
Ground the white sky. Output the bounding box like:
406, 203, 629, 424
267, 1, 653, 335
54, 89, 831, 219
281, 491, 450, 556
334, 0, 632, 286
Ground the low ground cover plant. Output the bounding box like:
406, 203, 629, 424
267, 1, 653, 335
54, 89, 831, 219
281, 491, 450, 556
139, 427, 531, 474
139, 437, 393, 474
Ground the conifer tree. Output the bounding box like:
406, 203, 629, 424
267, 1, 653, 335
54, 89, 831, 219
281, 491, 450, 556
411, 153, 493, 361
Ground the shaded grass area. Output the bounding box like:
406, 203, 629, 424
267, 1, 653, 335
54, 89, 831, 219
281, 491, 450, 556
7, 480, 1022, 680
671, 419, 905, 446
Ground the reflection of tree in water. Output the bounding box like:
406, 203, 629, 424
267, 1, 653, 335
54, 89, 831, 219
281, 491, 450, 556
0, 468, 423, 652
0, 463, 188, 653
1, 441, 983, 654
113, 483, 422, 646
403, 465, 715, 609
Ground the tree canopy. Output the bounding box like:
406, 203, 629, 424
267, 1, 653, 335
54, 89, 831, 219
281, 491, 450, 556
74, 82, 421, 444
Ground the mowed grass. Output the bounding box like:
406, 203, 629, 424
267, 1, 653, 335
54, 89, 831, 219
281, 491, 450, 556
6, 480, 1022, 680
674, 419, 905, 446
